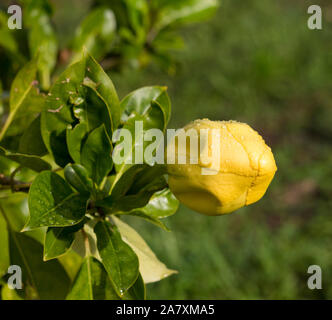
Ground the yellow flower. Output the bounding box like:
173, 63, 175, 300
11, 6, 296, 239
166, 119, 277, 215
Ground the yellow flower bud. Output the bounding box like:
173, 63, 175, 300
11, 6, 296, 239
166, 119, 277, 215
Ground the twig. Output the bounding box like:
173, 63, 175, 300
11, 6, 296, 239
0, 174, 31, 192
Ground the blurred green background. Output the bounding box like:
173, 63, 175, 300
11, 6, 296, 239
3, 0, 332, 299
111, 0, 332, 299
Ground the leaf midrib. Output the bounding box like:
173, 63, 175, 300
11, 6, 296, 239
32, 193, 83, 227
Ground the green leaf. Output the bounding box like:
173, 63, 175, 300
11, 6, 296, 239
126, 163, 167, 193
66, 123, 88, 163
0, 12, 23, 61
41, 53, 119, 167
0, 146, 51, 172
25, 171, 88, 230
97, 164, 167, 212
64, 163, 94, 195
124, 272, 146, 300
0, 29, 18, 53
57, 250, 83, 282
81, 125, 113, 185
112, 86, 170, 182
1, 284, 24, 300
0, 210, 10, 278
0, 194, 30, 232
0, 59, 39, 141
25, 0, 58, 90
116, 188, 179, 230
44, 220, 86, 261
112, 216, 177, 283
83, 53, 121, 131
18, 115, 48, 156
108, 164, 147, 199
41, 59, 85, 167
72, 8, 116, 61
71, 225, 100, 261
156, 0, 219, 30
9, 230, 70, 299
94, 220, 139, 296
121, 86, 171, 129
67, 256, 119, 300
97, 179, 167, 214
121, 0, 149, 44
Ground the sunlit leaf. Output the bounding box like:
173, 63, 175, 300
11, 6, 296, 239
44, 219, 86, 261
18, 115, 48, 156
72, 8, 116, 61
112, 216, 177, 283
80, 125, 113, 185
41, 53, 119, 167
116, 188, 179, 230
0, 59, 40, 141
25, 171, 88, 230
0, 146, 51, 172
94, 220, 139, 296
9, 230, 70, 299
155, 0, 219, 30
66, 256, 119, 300
64, 163, 94, 195
0, 209, 10, 278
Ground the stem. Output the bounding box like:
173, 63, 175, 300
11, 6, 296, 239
81, 228, 91, 257
0, 174, 31, 192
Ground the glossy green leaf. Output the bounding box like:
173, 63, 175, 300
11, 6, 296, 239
97, 179, 167, 214
64, 163, 94, 195
41, 53, 119, 167
112, 111, 161, 182
81, 125, 113, 185
116, 188, 179, 230
94, 220, 139, 296
126, 163, 167, 193
83, 53, 121, 131
25, 171, 88, 230
124, 273, 146, 300
67, 256, 119, 300
18, 115, 48, 156
66, 123, 88, 163
121, 86, 171, 129
112, 216, 177, 284
112, 86, 170, 181
107, 164, 147, 201
156, 0, 219, 30
97, 164, 167, 212
44, 219, 86, 261
72, 8, 116, 61
41, 59, 85, 167
0, 59, 39, 141
0, 146, 51, 172
9, 230, 70, 299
